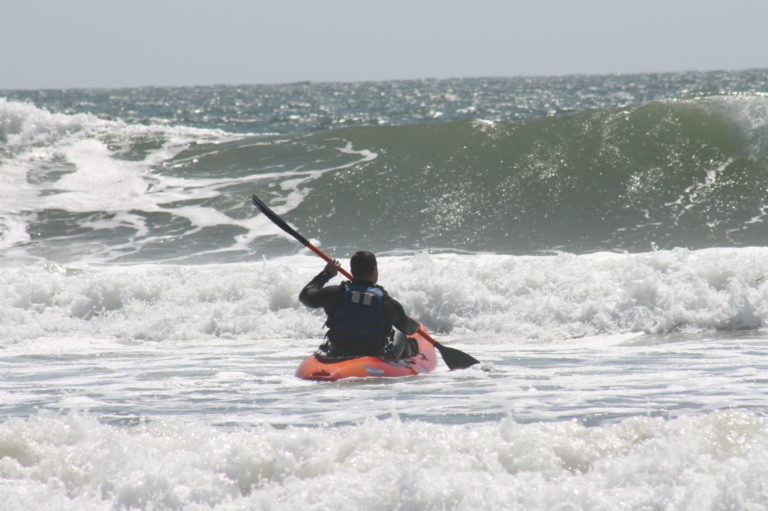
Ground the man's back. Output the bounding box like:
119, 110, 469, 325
299, 258, 419, 356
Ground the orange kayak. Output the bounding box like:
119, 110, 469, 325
295, 329, 438, 381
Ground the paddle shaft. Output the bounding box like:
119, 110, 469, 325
305, 243, 353, 281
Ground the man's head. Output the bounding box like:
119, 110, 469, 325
350, 250, 378, 282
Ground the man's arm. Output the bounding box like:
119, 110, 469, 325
384, 296, 420, 335
299, 260, 340, 308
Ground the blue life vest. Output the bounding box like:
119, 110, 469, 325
327, 282, 392, 355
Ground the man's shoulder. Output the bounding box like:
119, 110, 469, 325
318, 283, 343, 295
380, 288, 402, 305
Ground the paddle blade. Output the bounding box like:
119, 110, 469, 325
433, 342, 480, 370
251, 194, 353, 279
251, 194, 310, 246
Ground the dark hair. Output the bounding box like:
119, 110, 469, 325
350, 250, 377, 278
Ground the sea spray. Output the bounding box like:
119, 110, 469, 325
1, 412, 767, 510
3, 249, 768, 346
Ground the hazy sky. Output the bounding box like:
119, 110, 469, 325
2, 0, 767, 89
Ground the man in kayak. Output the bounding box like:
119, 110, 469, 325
299, 250, 420, 359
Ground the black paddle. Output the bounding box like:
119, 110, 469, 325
251, 193, 480, 370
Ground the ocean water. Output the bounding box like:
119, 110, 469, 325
3, 70, 768, 509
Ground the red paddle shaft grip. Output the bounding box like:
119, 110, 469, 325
305, 241, 353, 280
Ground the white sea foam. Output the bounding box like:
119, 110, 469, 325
2, 247, 768, 347
0, 411, 766, 510
0, 99, 251, 264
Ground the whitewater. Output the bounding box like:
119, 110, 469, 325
3, 69, 768, 509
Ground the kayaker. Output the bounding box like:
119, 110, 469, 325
299, 250, 420, 358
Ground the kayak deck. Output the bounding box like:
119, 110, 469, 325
295, 330, 438, 381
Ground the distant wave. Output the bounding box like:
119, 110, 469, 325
2, 93, 768, 264
278, 93, 768, 255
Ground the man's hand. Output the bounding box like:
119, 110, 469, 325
324, 259, 340, 277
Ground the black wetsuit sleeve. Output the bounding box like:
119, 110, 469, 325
383, 295, 420, 335
299, 270, 338, 309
